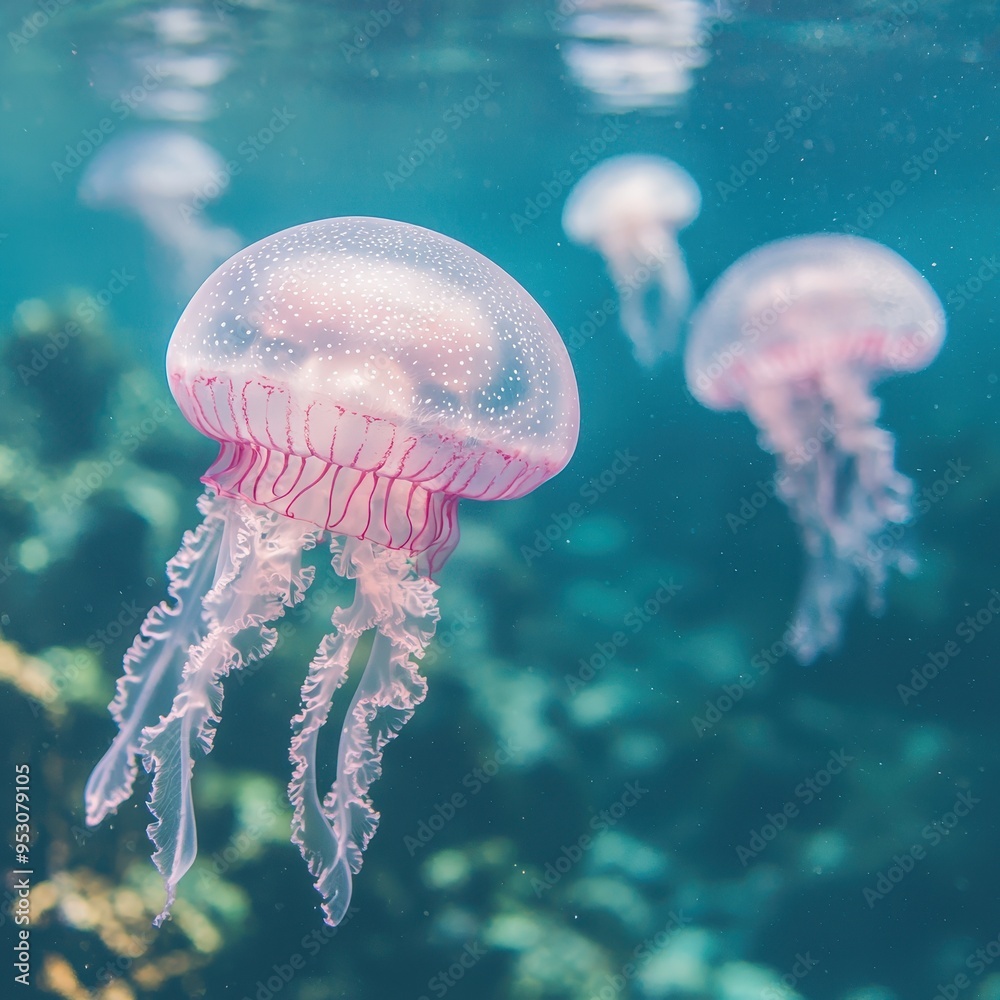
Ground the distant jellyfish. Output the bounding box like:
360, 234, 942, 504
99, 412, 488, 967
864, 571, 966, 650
563, 155, 701, 367
84, 217, 579, 926
684, 234, 945, 663
89, 6, 234, 122
557, 0, 725, 112
79, 128, 240, 293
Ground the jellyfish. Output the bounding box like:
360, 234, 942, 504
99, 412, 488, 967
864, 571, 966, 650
88, 5, 234, 123
684, 234, 945, 663
79, 128, 241, 293
557, 0, 719, 112
84, 217, 580, 926
562, 154, 701, 367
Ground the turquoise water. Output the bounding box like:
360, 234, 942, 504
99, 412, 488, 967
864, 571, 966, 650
1, 2, 999, 999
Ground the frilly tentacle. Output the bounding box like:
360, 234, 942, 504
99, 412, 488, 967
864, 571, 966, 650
84, 493, 227, 827
87, 490, 319, 925
289, 537, 438, 925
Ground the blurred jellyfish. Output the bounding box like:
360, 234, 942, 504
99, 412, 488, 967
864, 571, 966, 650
91, 5, 235, 123
558, 0, 730, 112
685, 234, 945, 663
563, 155, 701, 366
80, 129, 241, 293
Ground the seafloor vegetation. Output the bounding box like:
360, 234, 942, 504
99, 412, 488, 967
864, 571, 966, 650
1, 277, 997, 1000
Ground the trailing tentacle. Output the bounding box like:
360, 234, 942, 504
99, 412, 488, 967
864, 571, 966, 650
289, 538, 438, 925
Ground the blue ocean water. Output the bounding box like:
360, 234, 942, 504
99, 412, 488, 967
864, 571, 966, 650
1, 2, 999, 999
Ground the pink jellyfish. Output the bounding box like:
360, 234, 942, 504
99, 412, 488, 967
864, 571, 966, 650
684, 234, 945, 663
562, 154, 701, 367
84, 217, 579, 926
